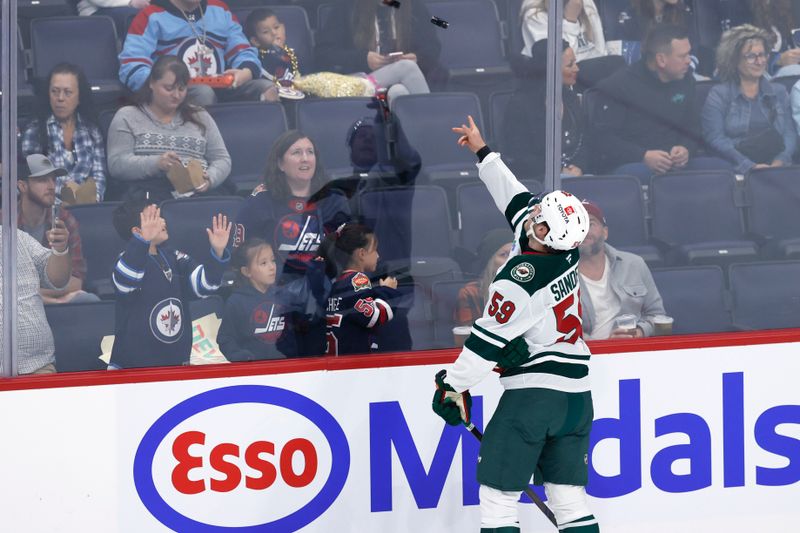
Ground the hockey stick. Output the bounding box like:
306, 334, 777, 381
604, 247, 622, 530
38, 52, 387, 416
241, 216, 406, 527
465, 423, 559, 529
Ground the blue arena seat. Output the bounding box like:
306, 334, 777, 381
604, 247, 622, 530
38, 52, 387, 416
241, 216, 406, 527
729, 261, 800, 330
46, 301, 116, 372
206, 102, 288, 193
68, 202, 126, 298
392, 93, 485, 181
232, 5, 315, 73
561, 175, 663, 267
746, 166, 800, 259
649, 170, 758, 266
295, 97, 383, 178
488, 89, 514, 150
160, 196, 244, 264
426, 0, 511, 77
651, 266, 733, 335
456, 179, 543, 254
358, 185, 453, 261
30, 16, 122, 102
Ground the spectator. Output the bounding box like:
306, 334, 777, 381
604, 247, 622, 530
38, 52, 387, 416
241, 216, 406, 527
119, 0, 273, 106
315, 0, 443, 96
243, 8, 298, 92
520, 0, 624, 88
592, 24, 727, 180
21, 63, 106, 202
77, 0, 144, 36
319, 223, 399, 356
107, 55, 232, 203
455, 228, 513, 328
17, 154, 99, 305
743, 0, 800, 77
504, 39, 588, 179
217, 239, 297, 361
577, 200, 665, 339
703, 25, 796, 174
109, 200, 231, 369
0, 157, 72, 375
234, 130, 351, 278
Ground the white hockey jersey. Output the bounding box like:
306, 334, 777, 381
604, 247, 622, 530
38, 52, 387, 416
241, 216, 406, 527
447, 153, 592, 394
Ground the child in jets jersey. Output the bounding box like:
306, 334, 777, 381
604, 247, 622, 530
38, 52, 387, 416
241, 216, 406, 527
432, 116, 599, 533
110, 200, 231, 369
319, 223, 399, 355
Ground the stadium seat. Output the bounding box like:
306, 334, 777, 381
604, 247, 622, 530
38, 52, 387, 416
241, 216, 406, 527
358, 185, 461, 289
68, 202, 126, 298
746, 166, 800, 259
30, 16, 122, 103
729, 261, 800, 330
651, 266, 733, 335
231, 5, 315, 73
561, 175, 663, 267
427, 0, 512, 112
456, 179, 543, 255
316, 3, 337, 32
695, 79, 715, 111
295, 97, 384, 178
206, 102, 288, 193
0, 24, 36, 114
392, 93, 485, 181
46, 301, 116, 372
488, 89, 514, 150
649, 170, 758, 266
598, 0, 635, 41
431, 279, 472, 348
772, 74, 800, 95
160, 196, 244, 264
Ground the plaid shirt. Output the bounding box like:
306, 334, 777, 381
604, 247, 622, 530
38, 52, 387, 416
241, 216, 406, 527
20, 113, 107, 201
0, 227, 60, 374
17, 206, 87, 281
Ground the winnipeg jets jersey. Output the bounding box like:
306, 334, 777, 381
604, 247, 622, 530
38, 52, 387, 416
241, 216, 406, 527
325, 271, 396, 355
447, 153, 592, 394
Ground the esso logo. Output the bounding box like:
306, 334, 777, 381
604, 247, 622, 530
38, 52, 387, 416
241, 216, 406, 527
134, 385, 350, 532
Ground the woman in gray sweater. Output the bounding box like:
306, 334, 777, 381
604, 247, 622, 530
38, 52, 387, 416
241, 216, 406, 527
107, 56, 231, 202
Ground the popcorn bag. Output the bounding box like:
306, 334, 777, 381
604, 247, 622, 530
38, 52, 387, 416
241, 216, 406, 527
59, 178, 97, 205
166, 159, 206, 194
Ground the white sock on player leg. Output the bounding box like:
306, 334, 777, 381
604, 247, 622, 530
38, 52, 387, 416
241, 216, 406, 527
479, 485, 522, 529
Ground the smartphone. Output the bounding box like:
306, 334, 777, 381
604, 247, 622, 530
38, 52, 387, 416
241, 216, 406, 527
51, 204, 60, 231
792, 28, 800, 48
388, 51, 404, 59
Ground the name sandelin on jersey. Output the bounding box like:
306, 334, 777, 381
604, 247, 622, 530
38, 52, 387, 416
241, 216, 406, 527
446, 153, 591, 394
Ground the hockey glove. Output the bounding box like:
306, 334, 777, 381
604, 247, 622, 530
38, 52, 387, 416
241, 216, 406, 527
432, 369, 472, 426
496, 336, 530, 369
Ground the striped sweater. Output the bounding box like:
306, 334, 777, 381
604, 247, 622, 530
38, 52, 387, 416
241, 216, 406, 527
119, 0, 260, 91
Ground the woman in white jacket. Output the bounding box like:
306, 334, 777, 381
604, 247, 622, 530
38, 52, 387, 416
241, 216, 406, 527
520, 0, 623, 89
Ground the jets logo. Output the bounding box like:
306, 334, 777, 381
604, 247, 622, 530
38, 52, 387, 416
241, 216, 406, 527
252, 302, 286, 343
511, 262, 535, 282
149, 298, 184, 344
351, 272, 372, 292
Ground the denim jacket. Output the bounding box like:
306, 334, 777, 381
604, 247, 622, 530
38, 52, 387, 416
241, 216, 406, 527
702, 78, 797, 174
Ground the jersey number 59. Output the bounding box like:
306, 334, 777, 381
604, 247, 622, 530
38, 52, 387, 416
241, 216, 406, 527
553, 293, 582, 344
487, 291, 516, 324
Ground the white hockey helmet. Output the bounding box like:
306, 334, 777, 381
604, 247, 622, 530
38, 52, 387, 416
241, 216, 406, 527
526, 191, 590, 251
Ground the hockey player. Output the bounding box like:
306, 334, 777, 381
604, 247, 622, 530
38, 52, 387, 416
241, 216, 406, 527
110, 200, 231, 369
432, 116, 599, 533
318, 223, 399, 355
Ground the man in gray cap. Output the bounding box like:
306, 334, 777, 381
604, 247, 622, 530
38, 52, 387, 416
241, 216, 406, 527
0, 154, 73, 374
17, 154, 95, 304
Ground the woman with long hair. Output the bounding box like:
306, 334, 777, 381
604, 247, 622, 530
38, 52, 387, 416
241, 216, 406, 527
107, 55, 231, 202
21, 63, 106, 201
504, 39, 588, 179
235, 129, 351, 278
521, 0, 626, 88
703, 25, 797, 174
